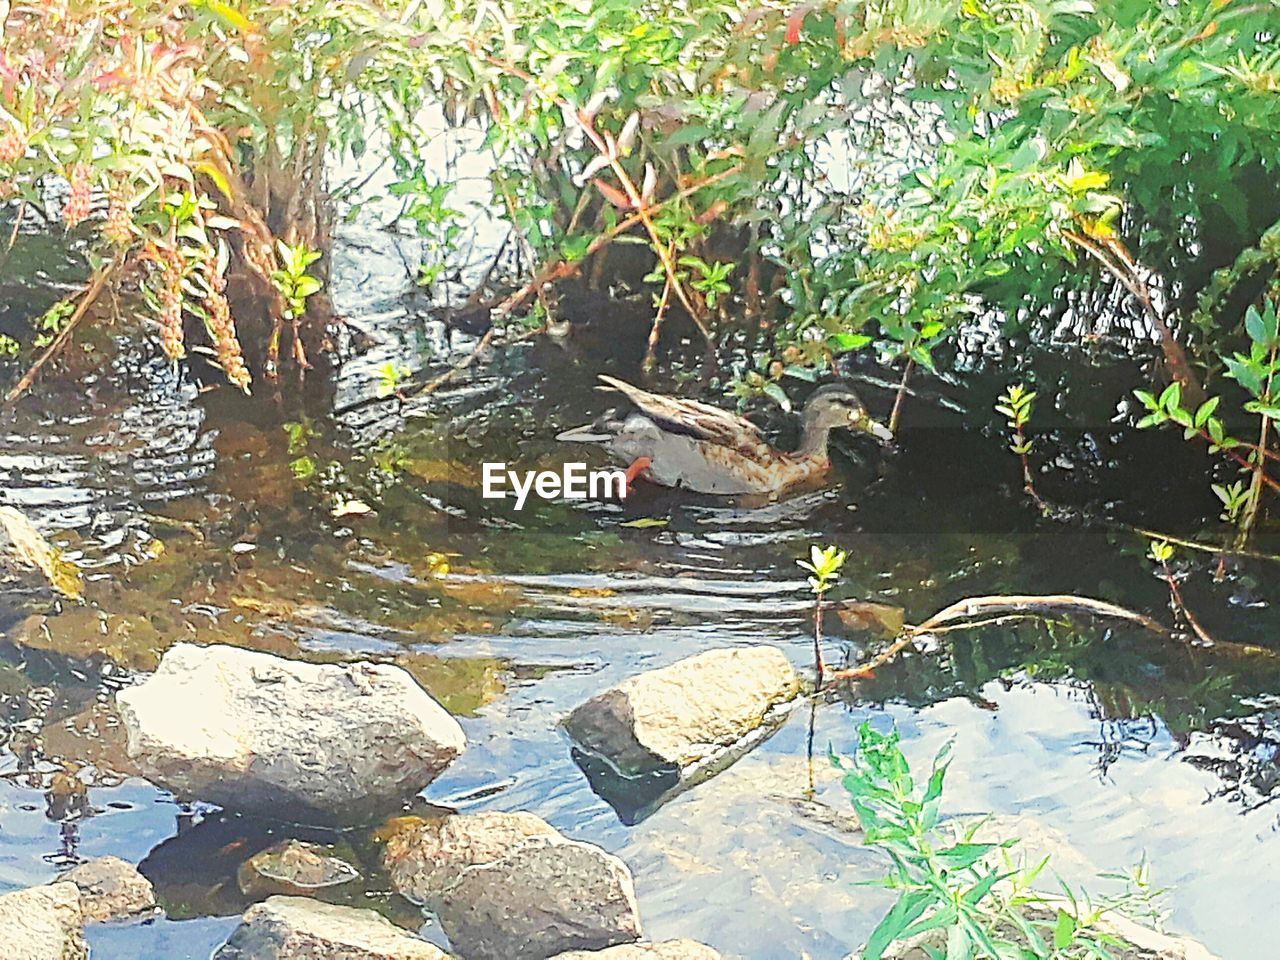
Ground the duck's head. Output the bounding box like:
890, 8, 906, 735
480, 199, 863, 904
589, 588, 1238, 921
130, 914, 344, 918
801, 383, 894, 447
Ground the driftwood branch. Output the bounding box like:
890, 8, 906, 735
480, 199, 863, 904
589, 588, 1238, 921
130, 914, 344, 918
1064, 229, 1204, 404
830, 593, 1168, 682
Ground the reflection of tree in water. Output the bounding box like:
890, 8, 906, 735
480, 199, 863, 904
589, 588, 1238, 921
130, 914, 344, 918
1181, 710, 1280, 815
1082, 703, 1160, 782
842, 617, 1280, 813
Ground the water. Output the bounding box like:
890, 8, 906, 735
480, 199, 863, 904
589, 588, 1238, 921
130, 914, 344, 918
2, 225, 1280, 959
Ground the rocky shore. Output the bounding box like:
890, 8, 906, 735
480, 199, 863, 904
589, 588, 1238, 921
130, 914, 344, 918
0, 641, 1224, 959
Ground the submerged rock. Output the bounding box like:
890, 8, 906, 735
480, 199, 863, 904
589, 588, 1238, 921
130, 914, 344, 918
549, 942, 723, 959
437, 835, 642, 960
564, 646, 800, 786
237, 840, 359, 899
383, 810, 559, 906
58, 856, 156, 923
0, 881, 87, 960
116, 643, 465, 824
214, 896, 447, 960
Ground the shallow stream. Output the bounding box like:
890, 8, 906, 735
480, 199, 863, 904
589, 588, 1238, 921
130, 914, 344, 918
2, 225, 1279, 959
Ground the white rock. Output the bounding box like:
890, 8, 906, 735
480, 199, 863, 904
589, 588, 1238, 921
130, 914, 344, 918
549, 941, 723, 959
564, 646, 801, 776
214, 896, 447, 960
0, 882, 87, 960
58, 856, 156, 922
117, 644, 465, 824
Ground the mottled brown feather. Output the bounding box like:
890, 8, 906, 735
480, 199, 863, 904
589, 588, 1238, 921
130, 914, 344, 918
597, 375, 769, 456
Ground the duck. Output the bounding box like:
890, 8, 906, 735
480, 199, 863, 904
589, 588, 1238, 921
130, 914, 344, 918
557, 375, 893, 496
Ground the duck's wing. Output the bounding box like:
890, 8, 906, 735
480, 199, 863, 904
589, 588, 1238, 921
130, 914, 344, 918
597, 375, 767, 452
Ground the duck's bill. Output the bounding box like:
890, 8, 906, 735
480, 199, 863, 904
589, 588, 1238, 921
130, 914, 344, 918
865, 419, 895, 443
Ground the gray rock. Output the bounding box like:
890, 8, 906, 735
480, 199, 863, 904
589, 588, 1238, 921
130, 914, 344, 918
384, 810, 559, 906
437, 835, 642, 960
549, 942, 723, 959
214, 896, 447, 960
564, 646, 801, 776
116, 644, 465, 824
0, 882, 87, 960
58, 856, 156, 922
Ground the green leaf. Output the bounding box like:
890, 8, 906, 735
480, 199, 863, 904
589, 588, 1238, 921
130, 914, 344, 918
762, 381, 792, 412
1054, 908, 1077, 949
863, 890, 934, 960
1194, 396, 1220, 428
830, 333, 872, 352
1245, 304, 1270, 348
619, 517, 669, 528
934, 842, 997, 870
201, 0, 254, 33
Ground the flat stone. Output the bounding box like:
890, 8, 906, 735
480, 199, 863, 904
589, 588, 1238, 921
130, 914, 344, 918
384, 810, 559, 906
437, 835, 642, 960
117, 644, 466, 824
58, 856, 156, 923
564, 646, 801, 776
549, 941, 723, 959
214, 896, 448, 960
0, 882, 87, 960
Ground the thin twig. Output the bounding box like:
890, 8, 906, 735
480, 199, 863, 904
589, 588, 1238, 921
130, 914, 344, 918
642, 255, 674, 378
5, 255, 122, 405
478, 164, 745, 317
829, 593, 1169, 682
1129, 526, 1280, 564
888, 358, 914, 434
1158, 562, 1218, 646
813, 595, 828, 690
1065, 229, 1203, 401
479, 52, 717, 344
0, 202, 28, 274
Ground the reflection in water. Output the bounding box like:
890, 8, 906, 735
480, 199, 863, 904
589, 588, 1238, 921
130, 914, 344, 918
2, 234, 1280, 957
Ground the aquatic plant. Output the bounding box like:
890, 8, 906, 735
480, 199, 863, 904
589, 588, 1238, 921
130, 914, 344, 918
3, 0, 1277, 412
996, 383, 1044, 511
836, 721, 1168, 960
798, 543, 847, 688
1145, 539, 1215, 647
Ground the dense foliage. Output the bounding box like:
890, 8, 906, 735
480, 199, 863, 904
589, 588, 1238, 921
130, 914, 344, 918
1, 0, 1278, 524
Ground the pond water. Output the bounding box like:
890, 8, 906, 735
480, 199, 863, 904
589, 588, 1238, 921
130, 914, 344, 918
2, 223, 1279, 959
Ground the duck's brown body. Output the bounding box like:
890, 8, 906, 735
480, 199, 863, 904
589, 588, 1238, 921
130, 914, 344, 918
558, 376, 891, 497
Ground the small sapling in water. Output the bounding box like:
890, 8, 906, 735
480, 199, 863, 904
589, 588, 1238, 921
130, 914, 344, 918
798, 543, 847, 689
